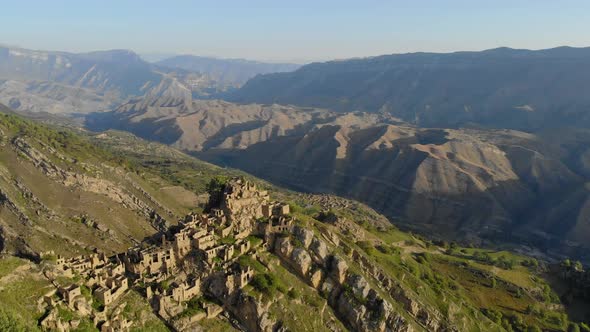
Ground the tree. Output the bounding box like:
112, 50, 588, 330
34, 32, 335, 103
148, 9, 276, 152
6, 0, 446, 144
205, 176, 228, 210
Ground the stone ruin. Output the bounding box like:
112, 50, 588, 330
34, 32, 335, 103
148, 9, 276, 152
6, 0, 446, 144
38, 177, 297, 331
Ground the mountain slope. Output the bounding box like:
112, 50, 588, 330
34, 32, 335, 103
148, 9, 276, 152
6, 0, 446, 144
228, 46, 590, 130
198, 124, 590, 262
156, 55, 300, 87
84, 98, 590, 262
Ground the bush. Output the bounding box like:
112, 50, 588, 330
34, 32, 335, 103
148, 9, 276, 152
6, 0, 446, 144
482, 308, 503, 324
251, 273, 287, 296
357, 241, 377, 256
287, 288, 300, 300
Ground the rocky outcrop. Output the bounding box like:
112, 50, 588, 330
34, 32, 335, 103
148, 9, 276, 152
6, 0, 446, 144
291, 248, 312, 276
0, 188, 31, 226
273, 232, 414, 332
328, 255, 348, 285
293, 226, 314, 249
225, 291, 280, 332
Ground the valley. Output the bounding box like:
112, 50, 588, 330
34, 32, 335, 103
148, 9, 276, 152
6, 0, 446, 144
83, 97, 590, 265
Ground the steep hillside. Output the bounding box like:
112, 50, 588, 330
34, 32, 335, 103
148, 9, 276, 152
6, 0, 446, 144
156, 55, 300, 87
197, 124, 590, 262
228, 47, 590, 130
0, 110, 189, 259
84, 99, 590, 263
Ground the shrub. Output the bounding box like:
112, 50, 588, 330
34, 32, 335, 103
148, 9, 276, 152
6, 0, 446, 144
287, 288, 300, 300
251, 273, 287, 296
357, 241, 377, 256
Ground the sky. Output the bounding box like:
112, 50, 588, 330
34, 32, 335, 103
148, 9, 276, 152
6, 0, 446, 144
2, 0, 590, 63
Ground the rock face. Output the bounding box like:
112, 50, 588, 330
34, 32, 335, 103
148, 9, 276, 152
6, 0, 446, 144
310, 237, 328, 261
328, 256, 348, 284
272, 233, 425, 332
294, 226, 314, 249
226, 292, 279, 332
346, 274, 370, 299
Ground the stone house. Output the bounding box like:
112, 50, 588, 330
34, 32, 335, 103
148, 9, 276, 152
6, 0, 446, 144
125, 247, 176, 276
235, 240, 251, 255
94, 275, 128, 306
59, 284, 82, 307
262, 202, 290, 218
170, 279, 201, 303
205, 245, 234, 263
194, 233, 215, 250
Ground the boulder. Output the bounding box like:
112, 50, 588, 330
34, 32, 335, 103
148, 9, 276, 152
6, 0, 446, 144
346, 274, 370, 300
309, 268, 324, 289
328, 255, 348, 284
294, 226, 314, 249
310, 237, 328, 262
291, 248, 312, 276
321, 278, 335, 298
274, 236, 293, 258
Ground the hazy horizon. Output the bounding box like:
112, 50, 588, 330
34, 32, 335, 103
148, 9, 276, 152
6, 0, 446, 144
2, 1, 590, 63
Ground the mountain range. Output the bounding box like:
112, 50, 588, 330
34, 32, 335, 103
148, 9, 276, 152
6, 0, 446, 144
229, 46, 590, 130
2, 42, 590, 331
155, 55, 300, 87
0, 46, 299, 114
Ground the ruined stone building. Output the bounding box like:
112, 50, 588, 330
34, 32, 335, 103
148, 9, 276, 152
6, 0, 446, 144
124, 247, 177, 277
38, 177, 302, 331
207, 264, 254, 299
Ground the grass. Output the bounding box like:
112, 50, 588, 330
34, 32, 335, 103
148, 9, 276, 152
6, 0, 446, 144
264, 254, 345, 332
238, 255, 266, 274
0, 262, 52, 327
120, 291, 169, 332
0, 257, 25, 278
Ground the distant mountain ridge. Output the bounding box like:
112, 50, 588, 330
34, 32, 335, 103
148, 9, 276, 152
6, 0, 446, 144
229, 46, 590, 131
0, 47, 158, 96
0, 46, 301, 114
156, 55, 300, 86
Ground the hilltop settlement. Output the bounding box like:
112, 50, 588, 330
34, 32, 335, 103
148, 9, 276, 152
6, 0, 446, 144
35, 178, 413, 331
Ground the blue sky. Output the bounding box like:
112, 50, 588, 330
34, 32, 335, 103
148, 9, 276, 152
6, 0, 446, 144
2, 0, 589, 63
